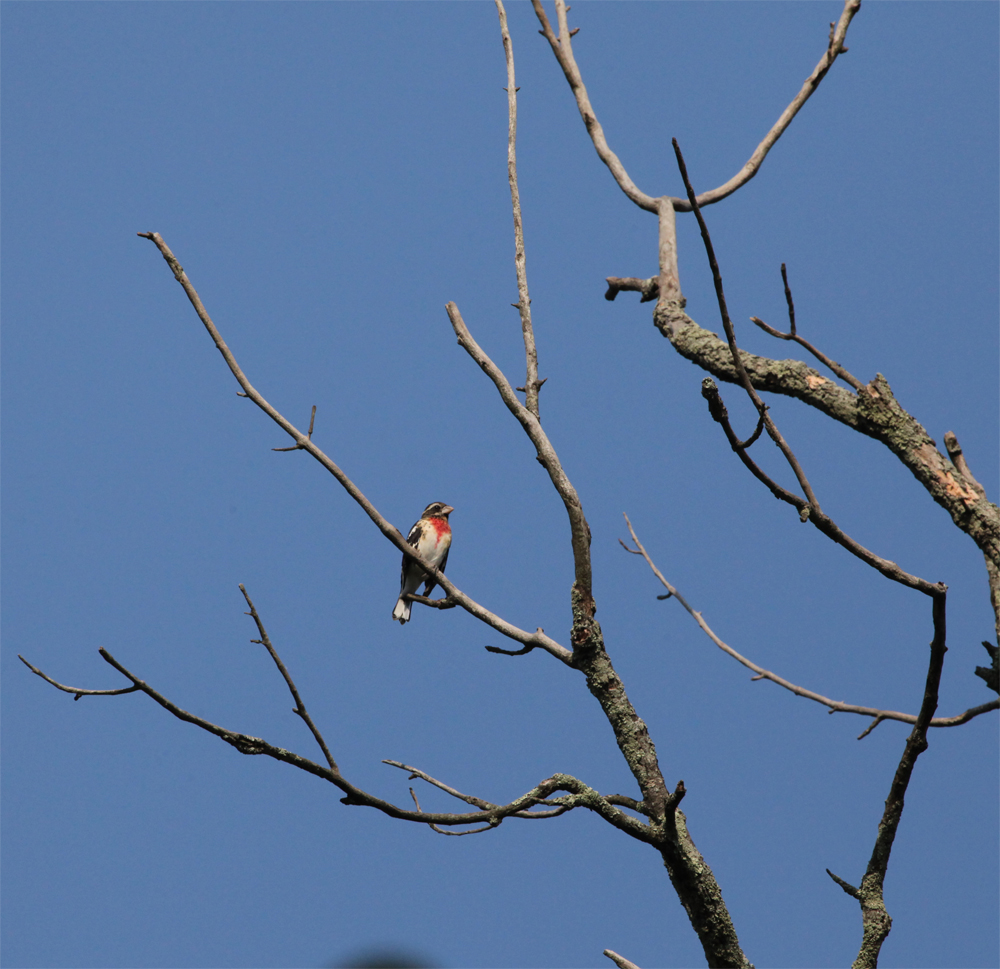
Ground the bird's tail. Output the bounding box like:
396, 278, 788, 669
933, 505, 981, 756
392, 597, 411, 624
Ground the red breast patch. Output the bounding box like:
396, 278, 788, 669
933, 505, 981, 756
427, 516, 451, 539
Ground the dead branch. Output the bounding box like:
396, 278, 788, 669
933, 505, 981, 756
22, 642, 645, 834
136, 231, 573, 667
240, 584, 338, 772
839, 594, 949, 968
496, 0, 543, 420
603, 950, 642, 969
699, 378, 946, 598
532, 0, 860, 213
620, 516, 997, 736
749, 265, 865, 391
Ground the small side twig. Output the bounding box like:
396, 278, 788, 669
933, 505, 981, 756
18, 654, 140, 700
408, 787, 498, 837
402, 594, 458, 611
943, 431, 987, 498
826, 869, 861, 899
749, 265, 865, 391
486, 642, 537, 656
240, 584, 339, 773
605, 276, 659, 303
273, 405, 317, 451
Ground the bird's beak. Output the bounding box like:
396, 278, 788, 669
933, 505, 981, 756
443, 505, 454, 516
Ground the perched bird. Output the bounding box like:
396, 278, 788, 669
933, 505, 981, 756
392, 502, 454, 624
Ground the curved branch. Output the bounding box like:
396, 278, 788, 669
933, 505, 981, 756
532, 0, 860, 213
137, 232, 573, 667
621, 516, 996, 736
531, 0, 659, 213
680, 0, 861, 211
19, 654, 140, 700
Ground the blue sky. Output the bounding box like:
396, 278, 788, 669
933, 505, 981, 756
3, 3, 997, 968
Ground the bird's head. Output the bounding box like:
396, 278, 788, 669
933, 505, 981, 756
421, 502, 454, 519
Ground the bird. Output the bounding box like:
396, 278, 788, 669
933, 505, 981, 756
392, 502, 454, 624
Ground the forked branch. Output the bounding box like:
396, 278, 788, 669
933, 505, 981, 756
532, 0, 860, 212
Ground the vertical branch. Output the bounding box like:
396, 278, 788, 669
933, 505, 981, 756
496, 0, 542, 420
657, 197, 681, 304
849, 593, 948, 969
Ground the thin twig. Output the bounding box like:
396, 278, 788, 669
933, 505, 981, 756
137, 232, 573, 666
532, 0, 860, 212
384, 760, 570, 820
19, 654, 140, 700
408, 787, 498, 837
239, 584, 339, 773
826, 869, 861, 899
273, 404, 317, 451
620, 516, 993, 734
749, 266, 865, 391
496, 0, 542, 420
402, 593, 458, 611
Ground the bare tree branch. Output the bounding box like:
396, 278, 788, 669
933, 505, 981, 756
699, 378, 946, 598
750, 265, 865, 392
843, 593, 949, 969
136, 231, 573, 667
673, 138, 822, 513
681, 0, 861, 211
531, 0, 659, 213
18, 654, 140, 700
239, 584, 338, 773
651, 301, 999, 569
532, 0, 860, 213
496, 0, 542, 420
604, 949, 642, 969
620, 516, 997, 736
446, 301, 593, 608
24, 645, 640, 832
